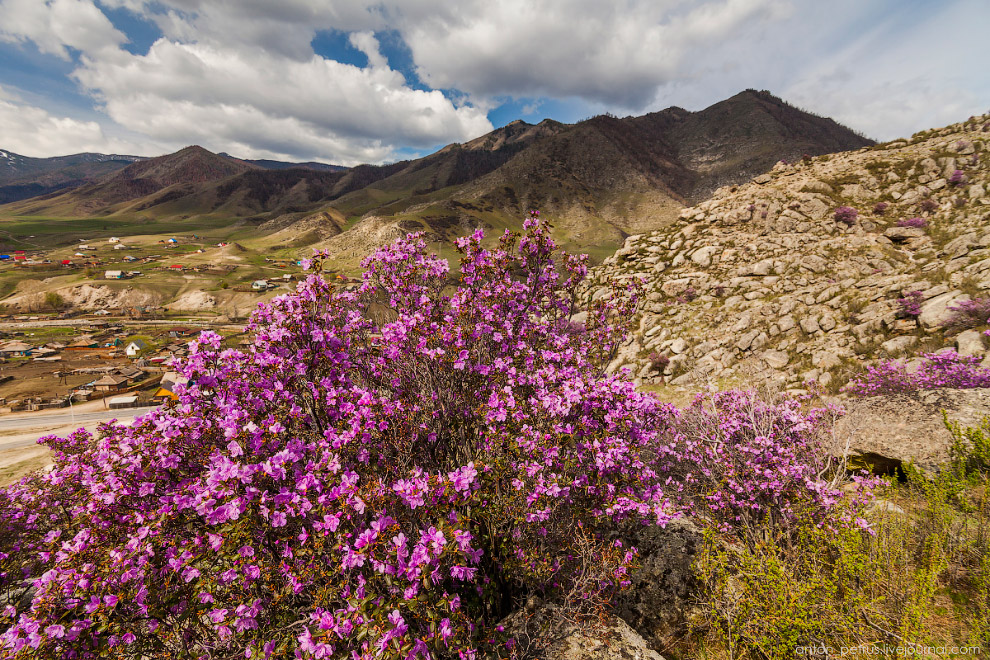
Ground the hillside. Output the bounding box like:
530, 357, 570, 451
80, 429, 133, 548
589, 112, 990, 392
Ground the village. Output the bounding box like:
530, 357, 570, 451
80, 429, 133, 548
0, 230, 371, 417
0, 232, 299, 297
0, 320, 252, 413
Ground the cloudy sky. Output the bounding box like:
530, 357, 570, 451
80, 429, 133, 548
0, 0, 987, 165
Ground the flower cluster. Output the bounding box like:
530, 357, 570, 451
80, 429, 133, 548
948, 169, 967, 187
872, 202, 888, 216
834, 206, 858, 226
896, 291, 924, 319
896, 217, 928, 229
844, 350, 990, 396
667, 390, 858, 532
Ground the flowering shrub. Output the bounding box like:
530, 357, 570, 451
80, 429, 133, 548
844, 350, 990, 396
668, 390, 865, 534
872, 202, 888, 216
0, 216, 874, 658
834, 206, 858, 226
941, 297, 990, 333
896, 290, 924, 319
648, 351, 670, 373
896, 217, 927, 228
0, 216, 682, 658
948, 169, 967, 187
677, 287, 698, 303
919, 198, 938, 214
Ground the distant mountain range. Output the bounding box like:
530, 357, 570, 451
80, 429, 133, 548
0, 150, 145, 204
0, 149, 347, 205
0, 90, 872, 261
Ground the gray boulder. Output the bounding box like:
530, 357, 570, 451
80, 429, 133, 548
834, 388, 990, 472
611, 518, 702, 646
956, 329, 986, 357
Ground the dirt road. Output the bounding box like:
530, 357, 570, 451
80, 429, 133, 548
0, 404, 159, 484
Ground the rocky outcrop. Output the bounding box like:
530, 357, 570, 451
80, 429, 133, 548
588, 113, 990, 391
612, 518, 701, 646
834, 388, 990, 472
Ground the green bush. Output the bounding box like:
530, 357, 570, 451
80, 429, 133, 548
690, 415, 990, 658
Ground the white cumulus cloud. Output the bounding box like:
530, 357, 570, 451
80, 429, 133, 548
0, 86, 144, 156
0, 0, 126, 59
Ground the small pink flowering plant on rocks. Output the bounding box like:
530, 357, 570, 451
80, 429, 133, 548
844, 350, 990, 395
0, 213, 872, 658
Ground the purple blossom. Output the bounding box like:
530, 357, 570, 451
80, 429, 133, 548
845, 350, 990, 395
896, 217, 928, 228
834, 206, 858, 226
942, 297, 990, 333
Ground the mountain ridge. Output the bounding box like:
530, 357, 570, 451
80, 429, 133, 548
1, 90, 873, 264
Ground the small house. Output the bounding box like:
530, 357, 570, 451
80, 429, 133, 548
125, 340, 148, 357
252, 280, 269, 290
93, 374, 128, 392
119, 366, 144, 380
108, 395, 139, 410
105, 270, 123, 279
108, 237, 120, 244
61, 259, 72, 266
78, 245, 91, 250
67, 335, 99, 350
114, 244, 127, 250
0, 341, 33, 356
0, 255, 9, 260
154, 371, 189, 401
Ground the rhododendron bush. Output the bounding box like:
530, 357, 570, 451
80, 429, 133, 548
0, 217, 682, 658
0, 216, 867, 658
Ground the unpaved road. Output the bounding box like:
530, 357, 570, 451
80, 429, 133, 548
0, 404, 159, 485
0, 406, 158, 447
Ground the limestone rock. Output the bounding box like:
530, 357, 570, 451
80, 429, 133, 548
884, 227, 926, 242
612, 518, 702, 647
800, 316, 820, 334
956, 329, 986, 357
881, 336, 917, 353
760, 349, 790, 369
690, 246, 719, 267
834, 389, 990, 472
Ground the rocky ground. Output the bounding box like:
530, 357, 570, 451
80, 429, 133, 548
589, 113, 990, 391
